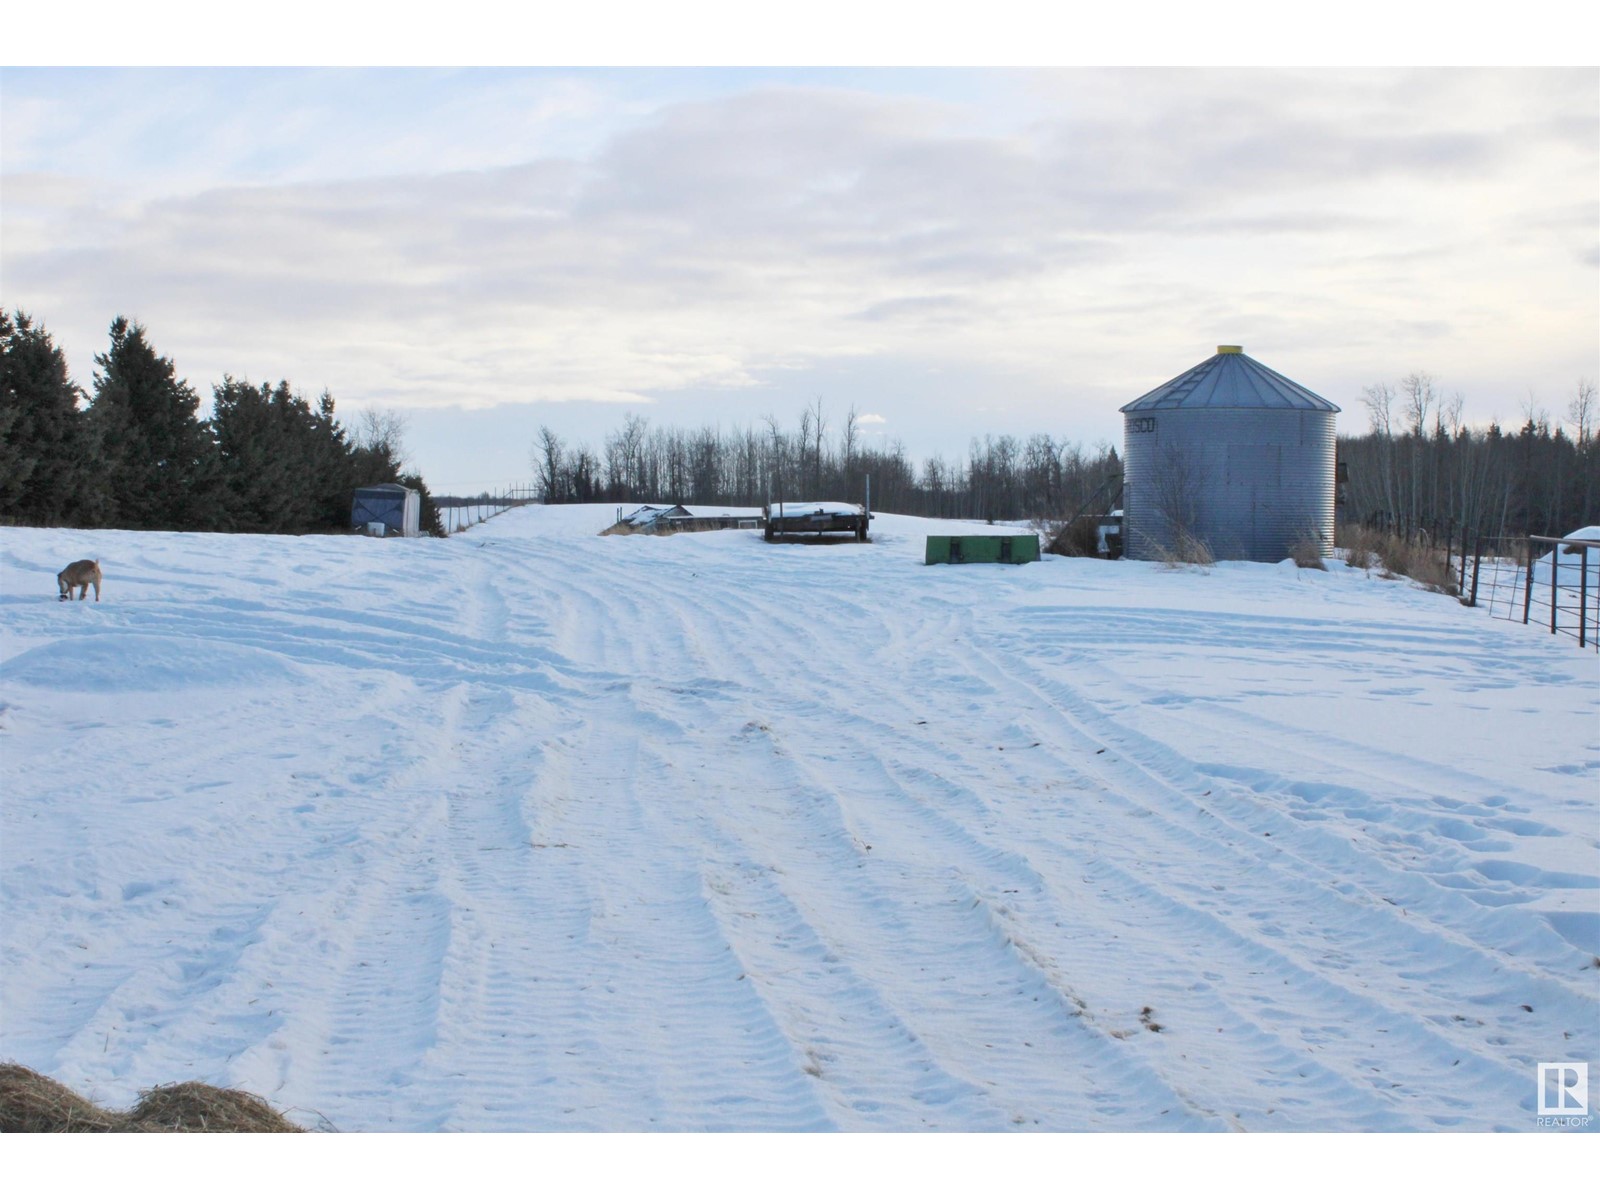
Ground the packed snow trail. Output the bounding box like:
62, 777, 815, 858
2, 506, 1595, 1131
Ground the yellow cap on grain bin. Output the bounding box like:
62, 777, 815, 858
1217, 345, 1243, 354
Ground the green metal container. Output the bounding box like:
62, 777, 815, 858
925, 534, 1041, 565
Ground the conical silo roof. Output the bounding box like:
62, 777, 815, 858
1120, 345, 1339, 413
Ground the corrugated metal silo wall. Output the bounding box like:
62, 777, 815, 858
1123, 409, 1336, 561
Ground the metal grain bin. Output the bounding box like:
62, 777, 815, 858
1120, 346, 1339, 562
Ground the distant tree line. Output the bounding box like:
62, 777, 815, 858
0, 311, 441, 534
532, 399, 1125, 524
1338, 372, 1598, 544
530, 376, 1597, 543
13, 310, 1587, 545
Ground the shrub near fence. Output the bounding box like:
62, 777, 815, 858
1465, 534, 1600, 651
1337, 525, 1458, 593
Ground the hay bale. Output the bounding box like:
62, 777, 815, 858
0, 1063, 121, 1132
0, 1062, 304, 1133
127, 1081, 302, 1133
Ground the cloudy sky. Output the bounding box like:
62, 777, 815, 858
3, 46, 1596, 490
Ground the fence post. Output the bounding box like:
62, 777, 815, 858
1468, 537, 1482, 608
1522, 538, 1535, 626
1581, 544, 1589, 650
1551, 540, 1560, 634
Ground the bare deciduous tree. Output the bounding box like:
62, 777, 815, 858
532, 425, 565, 502
1567, 379, 1595, 451
1147, 445, 1209, 560
356, 408, 409, 466
1442, 391, 1465, 438
806, 396, 827, 495
1401, 372, 1435, 438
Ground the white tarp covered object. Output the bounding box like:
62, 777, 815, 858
769, 501, 865, 519
1531, 525, 1600, 587
764, 500, 871, 541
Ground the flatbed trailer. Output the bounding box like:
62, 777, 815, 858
763, 501, 871, 542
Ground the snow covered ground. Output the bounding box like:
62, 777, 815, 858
2, 505, 1596, 1134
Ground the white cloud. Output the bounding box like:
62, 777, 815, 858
2, 66, 1595, 487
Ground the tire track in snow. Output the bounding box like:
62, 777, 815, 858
255, 681, 523, 1129
475, 683, 835, 1130
932, 612, 1590, 1127
12, 514, 1587, 1130
502, 538, 1100, 1128
960, 619, 1596, 993
597, 543, 1573, 1128
695, 850, 1008, 1129
0, 668, 429, 1107
709, 702, 1419, 1130
585, 538, 1264, 1125
685, 713, 1230, 1130
330, 600, 838, 1131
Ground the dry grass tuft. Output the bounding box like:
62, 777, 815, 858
1376, 537, 1458, 593
127, 1081, 304, 1132
1336, 526, 1458, 594
1041, 515, 1099, 557
1156, 532, 1214, 569
1336, 524, 1381, 571
0, 1062, 304, 1133
1377, 536, 1417, 578
0, 1063, 122, 1132
1406, 550, 1459, 595
1288, 534, 1328, 570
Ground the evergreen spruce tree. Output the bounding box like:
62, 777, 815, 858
0, 311, 96, 526
213, 377, 323, 532
88, 317, 221, 530
214, 380, 369, 534
308, 391, 361, 530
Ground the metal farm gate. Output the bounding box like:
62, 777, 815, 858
1464, 534, 1600, 651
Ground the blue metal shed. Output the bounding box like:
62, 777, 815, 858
351, 484, 421, 537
